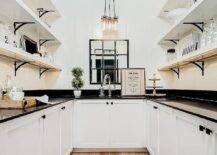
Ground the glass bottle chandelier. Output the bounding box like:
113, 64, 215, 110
101, 0, 119, 36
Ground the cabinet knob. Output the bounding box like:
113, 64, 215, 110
153, 106, 158, 109
61, 106, 66, 110
206, 128, 213, 135
199, 125, 205, 132
42, 115, 46, 119
106, 102, 109, 105
111, 102, 114, 105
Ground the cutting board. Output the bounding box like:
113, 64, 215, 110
0, 97, 37, 109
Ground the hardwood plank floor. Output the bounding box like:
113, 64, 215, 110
72, 153, 150, 155
71, 148, 150, 155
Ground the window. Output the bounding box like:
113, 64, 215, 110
89, 39, 129, 85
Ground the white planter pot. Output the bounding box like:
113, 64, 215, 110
74, 90, 82, 98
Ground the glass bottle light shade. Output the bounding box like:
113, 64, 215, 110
101, 15, 107, 31
101, 17, 119, 39
100, 0, 119, 39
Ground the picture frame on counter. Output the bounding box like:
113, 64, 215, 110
121, 68, 146, 96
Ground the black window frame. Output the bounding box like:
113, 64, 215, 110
89, 39, 129, 85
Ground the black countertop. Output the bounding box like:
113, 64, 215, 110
0, 97, 73, 124
151, 97, 217, 123
0, 94, 217, 124
74, 95, 146, 100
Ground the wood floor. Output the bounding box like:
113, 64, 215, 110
71, 148, 150, 155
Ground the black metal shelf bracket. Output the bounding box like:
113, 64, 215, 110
14, 61, 29, 76
37, 8, 55, 18
191, 61, 205, 76
39, 39, 55, 47
13, 22, 35, 34
39, 68, 50, 78
183, 22, 205, 32
165, 39, 179, 45
171, 68, 180, 79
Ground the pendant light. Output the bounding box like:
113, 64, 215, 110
101, 0, 119, 35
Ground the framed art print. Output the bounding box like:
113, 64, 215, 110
121, 68, 146, 96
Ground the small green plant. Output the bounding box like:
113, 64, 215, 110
71, 67, 84, 90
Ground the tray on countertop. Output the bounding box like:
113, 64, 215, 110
0, 97, 37, 109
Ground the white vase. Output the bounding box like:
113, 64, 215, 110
74, 90, 82, 98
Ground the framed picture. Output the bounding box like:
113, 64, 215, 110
121, 68, 146, 96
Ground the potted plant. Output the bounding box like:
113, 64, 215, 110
71, 67, 84, 98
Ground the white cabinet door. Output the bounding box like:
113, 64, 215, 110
0, 125, 7, 155
148, 101, 159, 155
3, 111, 43, 155
145, 100, 151, 149
205, 121, 217, 155
73, 100, 110, 148
205, 130, 216, 155
158, 105, 176, 155
110, 100, 145, 148
176, 111, 206, 155
60, 102, 73, 155
43, 106, 61, 155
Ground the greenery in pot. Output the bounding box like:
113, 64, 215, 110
71, 67, 84, 90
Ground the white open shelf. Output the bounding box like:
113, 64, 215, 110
0, 42, 61, 71
21, 0, 61, 23
0, 0, 61, 44
158, 0, 217, 45
158, 0, 190, 17
38, 0, 61, 18
158, 42, 217, 71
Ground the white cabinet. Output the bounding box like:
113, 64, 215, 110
60, 102, 73, 155
43, 101, 73, 155
43, 106, 61, 155
158, 105, 176, 155
145, 100, 150, 148
73, 99, 145, 148
2, 111, 44, 155
205, 120, 217, 155
110, 100, 145, 148
73, 100, 110, 148
147, 101, 159, 155
205, 128, 216, 155
0, 101, 73, 155
176, 111, 207, 155
147, 99, 217, 155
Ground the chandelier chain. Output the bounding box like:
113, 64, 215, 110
113, 0, 116, 17
101, 0, 119, 36
109, 0, 111, 17
104, 0, 107, 16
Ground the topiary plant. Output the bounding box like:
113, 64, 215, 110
71, 67, 84, 90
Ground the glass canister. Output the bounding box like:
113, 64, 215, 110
166, 49, 176, 62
